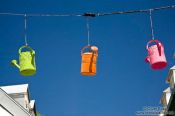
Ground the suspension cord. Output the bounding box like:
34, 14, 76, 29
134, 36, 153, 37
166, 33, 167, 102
149, 9, 155, 40
86, 17, 90, 46
0, 5, 174, 17
24, 14, 28, 46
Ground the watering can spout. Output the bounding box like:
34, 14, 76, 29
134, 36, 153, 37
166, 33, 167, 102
145, 56, 150, 63
11, 60, 20, 69
91, 46, 98, 52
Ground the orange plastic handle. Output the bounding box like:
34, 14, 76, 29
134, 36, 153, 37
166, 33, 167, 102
81, 45, 98, 56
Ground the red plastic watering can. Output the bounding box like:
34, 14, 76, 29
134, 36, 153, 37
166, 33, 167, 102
145, 40, 167, 69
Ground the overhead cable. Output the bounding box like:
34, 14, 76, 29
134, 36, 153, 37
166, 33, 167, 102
0, 5, 174, 17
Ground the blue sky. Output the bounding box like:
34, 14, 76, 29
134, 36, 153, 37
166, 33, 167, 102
0, 0, 175, 116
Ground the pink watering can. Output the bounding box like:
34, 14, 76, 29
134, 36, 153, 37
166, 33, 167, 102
145, 40, 167, 69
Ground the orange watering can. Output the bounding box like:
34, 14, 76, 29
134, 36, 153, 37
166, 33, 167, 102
145, 40, 167, 69
81, 45, 98, 76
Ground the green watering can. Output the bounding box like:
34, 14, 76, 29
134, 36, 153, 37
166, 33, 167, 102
11, 46, 36, 76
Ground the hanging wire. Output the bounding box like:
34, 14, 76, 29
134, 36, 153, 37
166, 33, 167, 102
0, 12, 24, 16
27, 13, 82, 17
86, 17, 90, 46
149, 9, 155, 40
24, 14, 28, 46
98, 5, 175, 16
0, 5, 174, 17
0, 5, 174, 46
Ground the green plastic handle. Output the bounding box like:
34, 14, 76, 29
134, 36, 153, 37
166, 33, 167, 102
18, 45, 35, 55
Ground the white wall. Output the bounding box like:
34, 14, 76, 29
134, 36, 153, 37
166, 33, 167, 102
0, 88, 31, 116
0, 106, 12, 116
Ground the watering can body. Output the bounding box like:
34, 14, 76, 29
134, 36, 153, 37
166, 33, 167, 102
19, 51, 36, 76
145, 40, 167, 69
81, 46, 98, 76
11, 46, 36, 76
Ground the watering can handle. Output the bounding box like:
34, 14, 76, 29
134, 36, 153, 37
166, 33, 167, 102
81, 45, 98, 56
146, 40, 163, 56
19, 45, 35, 54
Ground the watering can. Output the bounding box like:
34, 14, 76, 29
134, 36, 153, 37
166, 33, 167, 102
145, 40, 167, 69
11, 46, 36, 76
81, 45, 98, 76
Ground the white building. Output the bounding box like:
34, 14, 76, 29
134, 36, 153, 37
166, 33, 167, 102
160, 87, 171, 107
0, 84, 37, 116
